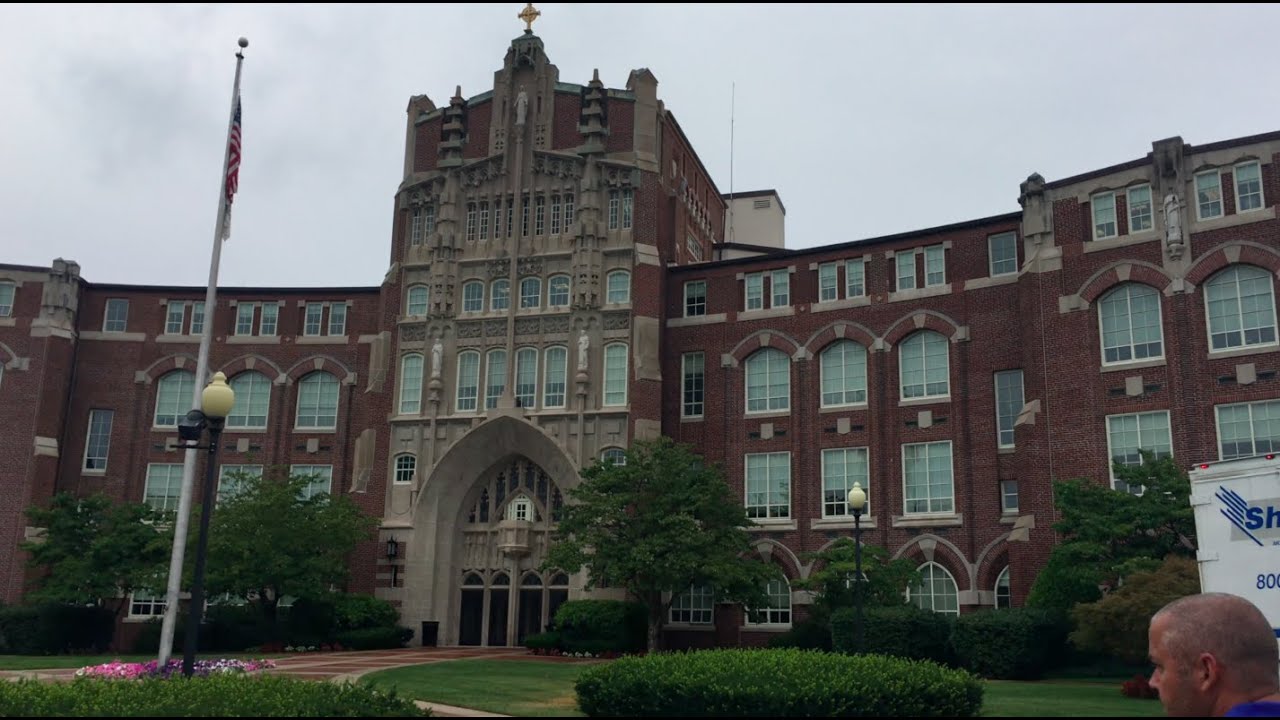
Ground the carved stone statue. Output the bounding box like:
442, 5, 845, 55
515, 89, 529, 126
577, 330, 590, 372
431, 339, 443, 379
1163, 192, 1185, 259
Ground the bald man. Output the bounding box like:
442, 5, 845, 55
1148, 592, 1280, 717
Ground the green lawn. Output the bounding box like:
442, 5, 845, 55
362, 659, 1165, 718
0, 652, 285, 671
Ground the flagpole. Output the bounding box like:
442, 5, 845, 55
157, 36, 249, 667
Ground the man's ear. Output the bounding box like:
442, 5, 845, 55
1194, 652, 1223, 692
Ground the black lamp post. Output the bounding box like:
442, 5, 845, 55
847, 481, 867, 654
386, 537, 400, 588
176, 371, 235, 678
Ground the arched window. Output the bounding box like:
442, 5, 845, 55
603, 343, 628, 406
462, 281, 484, 313
515, 348, 538, 408
295, 371, 339, 429
601, 447, 627, 466
1099, 283, 1164, 364
394, 454, 416, 484
746, 577, 791, 626
507, 495, 533, 522
995, 566, 1011, 609
745, 348, 790, 413
227, 371, 270, 428
456, 351, 480, 411
606, 270, 631, 304
399, 354, 424, 415
899, 331, 949, 400
154, 370, 195, 428
519, 278, 541, 309
820, 340, 867, 407
1206, 265, 1277, 351
543, 347, 567, 407
910, 562, 959, 615
490, 279, 510, 311
407, 285, 429, 316
548, 275, 571, 308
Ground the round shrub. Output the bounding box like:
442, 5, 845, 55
575, 648, 984, 717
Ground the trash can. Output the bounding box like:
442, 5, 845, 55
421, 620, 439, 647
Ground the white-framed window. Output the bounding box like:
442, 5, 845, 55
328, 303, 347, 336
0, 281, 14, 316
1206, 265, 1277, 351
602, 447, 627, 466
550, 195, 562, 235
1001, 480, 1019, 513
899, 331, 949, 400
490, 280, 510, 311
304, 303, 324, 336
820, 340, 867, 407
83, 409, 114, 471
988, 232, 1017, 276
104, 298, 129, 332
994, 369, 1024, 448
407, 285, 429, 316
235, 304, 255, 335
394, 454, 416, 484
1106, 410, 1172, 495
548, 275, 570, 308
410, 207, 424, 245
670, 585, 713, 625
218, 464, 262, 504
534, 196, 545, 236
543, 347, 567, 408
1128, 185, 1153, 232
507, 495, 533, 521
745, 348, 790, 413
144, 463, 184, 512
485, 349, 507, 410
1091, 192, 1117, 239
746, 578, 791, 626
822, 447, 868, 518
399, 354, 424, 415
291, 464, 333, 500
520, 278, 541, 309
995, 567, 1011, 609
295, 372, 339, 430
1196, 170, 1224, 220
129, 590, 166, 619
564, 193, 575, 226
466, 202, 478, 241
479, 201, 490, 240
463, 281, 484, 313
903, 440, 954, 515
607, 271, 631, 304
622, 189, 633, 229
191, 301, 205, 335
682, 352, 705, 418
608, 190, 620, 229
603, 343, 628, 406
745, 273, 764, 310
745, 451, 790, 519
924, 245, 945, 287
895, 251, 916, 291
1099, 284, 1164, 364
684, 280, 707, 317
1215, 399, 1280, 460
260, 303, 278, 336
1235, 161, 1264, 213
846, 259, 865, 297
910, 562, 959, 615
686, 233, 703, 261
228, 372, 270, 429
515, 347, 538, 408
456, 351, 480, 411
818, 263, 838, 302
771, 269, 790, 307
154, 370, 195, 428
165, 301, 185, 334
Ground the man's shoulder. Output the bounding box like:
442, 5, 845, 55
1226, 700, 1280, 717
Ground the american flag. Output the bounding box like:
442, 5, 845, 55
221, 95, 242, 239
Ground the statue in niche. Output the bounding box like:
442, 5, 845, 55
431, 339, 443, 379
577, 330, 590, 372
1163, 192, 1185, 259
515, 89, 529, 126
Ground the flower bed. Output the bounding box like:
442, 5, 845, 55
76, 658, 276, 679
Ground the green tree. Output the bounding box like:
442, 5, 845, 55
203, 467, 379, 623
794, 538, 919, 621
1069, 554, 1201, 664
21, 492, 170, 619
543, 437, 781, 651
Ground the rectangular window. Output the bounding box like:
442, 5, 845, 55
895, 251, 916, 291
603, 344, 628, 406
745, 452, 791, 519
104, 299, 129, 332
1106, 410, 1172, 495
1235, 161, 1264, 213
83, 409, 114, 471
669, 585, 713, 625
535, 196, 546, 235
424, 204, 436, 235
1216, 399, 1280, 460
410, 207, 423, 245
563, 194, 575, 226
924, 245, 946, 287
1197, 171, 1223, 220
400, 355, 424, 415
818, 263, 838, 302
0, 282, 13, 316
466, 203, 477, 241
543, 347, 567, 408
260, 303, 278, 336
144, 463, 184, 513
1001, 480, 1019, 513
515, 350, 537, 409
686, 234, 702, 261
771, 269, 790, 307
486, 351, 507, 410
218, 464, 263, 505
521, 195, 530, 236
328, 303, 347, 336
190, 302, 205, 335
235, 304, 255, 335
129, 591, 166, 618
684, 280, 707, 317
903, 441, 954, 515
994, 370, 1024, 448
846, 259, 865, 297
550, 196, 561, 235
682, 352, 705, 418
479, 202, 490, 240
988, 232, 1017, 276
165, 301, 185, 335
822, 447, 869, 517
456, 353, 479, 411
1092, 192, 1117, 239
463, 283, 484, 313
745, 273, 764, 310
304, 303, 323, 336
622, 189, 633, 229
1128, 185, 1153, 232
290, 464, 333, 500
608, 190, 620, 229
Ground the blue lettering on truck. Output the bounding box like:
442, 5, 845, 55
1216, 486, 1269, 547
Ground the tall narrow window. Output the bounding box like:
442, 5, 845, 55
820, 341, 867, 407
165, 301, 185, 334
550, 195, 562, 234
104, 299, 129, 332
895, 251, 916, 291
745, 273, 763, 310
910, 562, 959, 615
1236, 162, 1264, 213
899, 331, 949, 400
745, 452, 791, 519
424, 204, 436, 235
846, 259, 865, 297
304, 303, 323, 336
607, 271, 631, 304
818, 263, 838, 302
548, 275, 570, 308
479, 201, 490, 240
228, 372, 270, 429
1099, 284, 1163, 364
410, 207, 424, 245
995, 567, 1012, 609
924, 245, 945, 286
466, 202, 477, 241
1128, 185, 1153, 232
994, 369, 1024, 448
235, 304, 255, 335
154, 371, 195, 428
0, 282, 13, 316
490, 279, 510, 311
1197, 171, 1223, 220
83, 409, 114, 471
543, 347, 567, 407
682, 352, 705, 418
988, 232, 1018, 276
903, 441, 954, 515
608, 190, 620, 229
622, 189, 633, 228
456, 351, 480, 411
745, 348, 789, 412
463, 281, 484, 312
295, 372, 339, 430
564, 194, 575, 226
191, 301, 205, 335
399, 354, 424, 415
394, 454, 416, 484
603, 344, 628, 406
684, 280, 707, 317
1091, 192, 1117, 239
771, 269, 790, 307
485, 350, 507, 409
328, 303, 347, 336
1206, 265, 1277, 351
515, 348, 538, 408
260, 303, 278, 336
520, 278, 541, 309
534, 196, 545, 235
407, 285, 429, 316
1001, 480, 1019, 513
822, 447, 868, 517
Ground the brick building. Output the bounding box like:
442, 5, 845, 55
2, 27, 1279, 648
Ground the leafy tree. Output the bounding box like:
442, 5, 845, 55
543, 437, 782, 651
1069, 554, 1201, 664
22, 492, 170, 619
794, 538, 919, 622
203, 467, 378, 623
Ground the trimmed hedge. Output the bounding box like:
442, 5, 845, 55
767, 618, 832, 651
949, 608, 1069, 680
333, 626, 413, 650
832, 606, 953, 665
0, 674, 428, 717
522, 631, 560, 652
575, 648, 983, 717
0, 604, 114, 655
553, 600, 646, 655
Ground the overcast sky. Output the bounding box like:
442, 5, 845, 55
3, 4, 1278, 288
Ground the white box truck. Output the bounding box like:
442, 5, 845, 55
1189, 454, 1280, 645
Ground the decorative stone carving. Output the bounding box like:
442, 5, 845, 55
532, 154, 583, 181
457, 322, 483, 339
486, 260, 509, 278
484, 319, 508, 336
1163, 192, 1185, 260
517, 258, 543, 277
400, 325, 427, 342
515, 318, 540, 335
603, 313, 630, 330
542, 316, 570, 333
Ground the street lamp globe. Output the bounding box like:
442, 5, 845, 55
201, 372, 236, 419
847, 481, 866, 514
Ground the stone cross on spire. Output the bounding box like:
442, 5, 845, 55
518, 3, 541, 32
